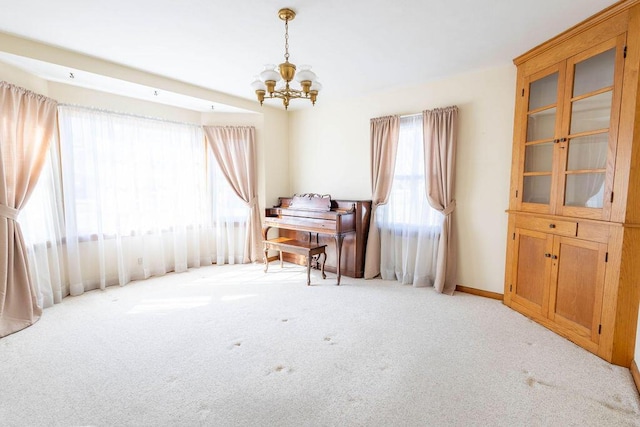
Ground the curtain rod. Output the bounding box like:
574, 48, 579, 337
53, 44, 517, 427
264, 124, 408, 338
400, 105, 458, 118
58, 103, 202, 128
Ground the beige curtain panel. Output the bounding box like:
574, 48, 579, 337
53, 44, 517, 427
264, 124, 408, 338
423, 106, 459, 295
364, 115, 400, 279
0, 82, 58, 337
203, 126, 262, 263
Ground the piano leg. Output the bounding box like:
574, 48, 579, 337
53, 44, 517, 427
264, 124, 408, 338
306, 255, 312, 286
321, 252, 326, 279
264, 245, 269, 273
263, 226, 271, 273
334, 234, 344, 286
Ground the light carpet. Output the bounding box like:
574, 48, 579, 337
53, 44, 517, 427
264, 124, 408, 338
0, 263, 639, 426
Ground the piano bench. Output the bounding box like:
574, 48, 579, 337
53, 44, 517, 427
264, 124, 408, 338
263, 237, 327, 286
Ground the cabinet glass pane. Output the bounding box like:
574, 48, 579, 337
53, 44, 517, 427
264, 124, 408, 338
567, 133, 608, 171
564, 173, 605, 208
573, 48, 615, 97
570, 91, 612, 134
525, 143, 553, 173
527, 108, 556, 141
523, 175, 551, 204
529, 73, 558, 111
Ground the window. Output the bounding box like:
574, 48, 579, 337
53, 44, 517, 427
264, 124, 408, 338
20, 106, 250, 305
376, 114, 443, 286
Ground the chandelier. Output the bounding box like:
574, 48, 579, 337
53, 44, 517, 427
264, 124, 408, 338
251, 8, 322, 110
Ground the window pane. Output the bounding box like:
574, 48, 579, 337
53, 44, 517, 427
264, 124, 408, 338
529, 73, 558, 111
525, 142, 553, 173
573, 48, 615, 97
567, 133, 608, 171
527, 108, 556, 141
208, 149, 249, 223
58, 106, 209, 237
565, 173, 605, 208
377, 115, 442, 229
523, 175, 551, 204
20, 143, 62, 245
570, 91, 612, 134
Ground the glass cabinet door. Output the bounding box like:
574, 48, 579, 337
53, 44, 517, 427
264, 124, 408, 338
515, 35, 623, 219
557, 36, 624, 219
520, 69, 562, 211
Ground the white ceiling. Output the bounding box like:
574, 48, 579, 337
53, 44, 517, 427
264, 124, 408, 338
0, 0, 618, 111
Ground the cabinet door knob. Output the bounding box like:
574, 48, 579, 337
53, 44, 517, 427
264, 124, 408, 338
552, 255, 558, 260
549, 223, 556, 228
544, 253, 551, 257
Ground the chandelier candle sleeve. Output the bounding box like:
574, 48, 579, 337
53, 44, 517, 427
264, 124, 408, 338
251, 8, 321, 109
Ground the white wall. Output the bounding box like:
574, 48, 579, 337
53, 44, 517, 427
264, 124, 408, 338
289, 65, 516, 294
49, 82, 203, 123
0, 61, 48, 93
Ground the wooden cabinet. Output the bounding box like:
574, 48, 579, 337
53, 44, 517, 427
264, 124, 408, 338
504, 0, 640, 367
507, 215, 608, 354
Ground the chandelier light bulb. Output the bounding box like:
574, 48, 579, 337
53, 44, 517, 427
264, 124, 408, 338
251, 77, 266, 91
251, 76, 267, 105
295, 65, 317, 84
310, 81, 323, 92
260, 65, 281, 84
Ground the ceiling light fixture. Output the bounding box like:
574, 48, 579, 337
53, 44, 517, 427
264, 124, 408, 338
251, 8, 321, 110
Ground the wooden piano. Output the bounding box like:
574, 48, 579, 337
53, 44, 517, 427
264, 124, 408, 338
263, 194, 371, 285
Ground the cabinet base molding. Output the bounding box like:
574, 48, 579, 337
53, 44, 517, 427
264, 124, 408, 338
455, 285, 503, 300
509, 299, 601, 352
632, 360, 640, 396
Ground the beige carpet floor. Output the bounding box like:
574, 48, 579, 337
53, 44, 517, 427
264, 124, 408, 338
0, 263, 639, 426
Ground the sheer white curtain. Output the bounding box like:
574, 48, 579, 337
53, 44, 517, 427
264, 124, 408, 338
20, 106, 247, 306
206, 147, 250, 265
19, 135, 66, 308
567, 135, 607, 207
376, 115, 443, 286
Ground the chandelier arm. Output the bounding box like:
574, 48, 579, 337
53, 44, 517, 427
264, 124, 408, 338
268, 91, 307, 100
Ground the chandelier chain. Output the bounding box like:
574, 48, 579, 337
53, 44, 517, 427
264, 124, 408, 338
284, 18, 290, 62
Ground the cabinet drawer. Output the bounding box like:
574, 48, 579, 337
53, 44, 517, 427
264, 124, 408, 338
576, 222, 610, 244
515, 215, 577, 237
